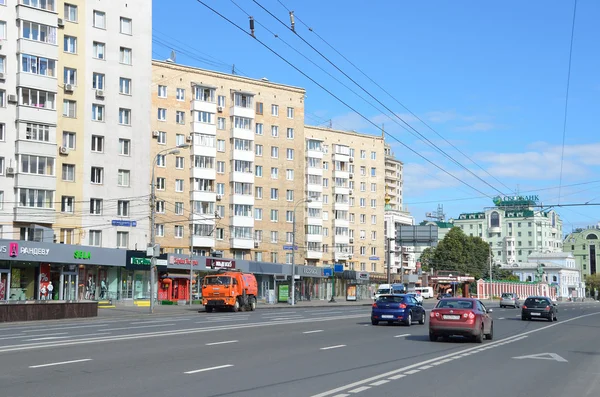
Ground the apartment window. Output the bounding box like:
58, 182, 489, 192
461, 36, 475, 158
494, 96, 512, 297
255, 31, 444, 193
175, 202, 184, 215
61, 100, 76, 118
155, 201, 165, 213
157, 131, 166, 144
90, 199, 103, 215
119, 108, 131, 125
286, 148, 294, 160
371, 215, 377, 224
176, 111, 185, 124
22, 21, 57, 44
64, 3, 77, 22
64, 35, 77, 53
255, 165, 263, 177
20, 155, 54, 175
87, 135, 103, 153
286, 169, 294, 180
255, 144, 263, 156
271, 252, 278, 263
21, 88, 56, 109
92, 42, 105, 59
61, 164, 75, 181
18, 188, 54, 209
174, 226, 184, 239
117, 232, 129, 248
271, 126, 279, 137
271, 146, 279, 158
156, 155, 165, 167
287, 107, 294, 119
255, 187, 263, 199
217, 139, 225, 152
0, 56, 4, 74
155, 225, 164, 237
270, 210, 279, 222
371, 183, 376, 192
217, 205, 225, 217
286, 190, 294, 201
270, 167, 278, 179
158, 85, 167, 98
93, 10, 106, 29
286, 211, 294, 223
0, 124, 4, 141
175, 157, 184, 169
91, 104, 104, 121
286, 128, 294, 139
120, 17, 132, 35
0, 90, 4, 108
176, 88, 185, 101
120, 47, 132, 64
92, 73, 104, 90
63, 67, 77, 86
216, 161, 225, 173
119, 139, 130, 156
91, 167, 104, 184
371, 151, 376, 160
21, 54, 56, 77
270, 188, 279, 200
360, 150, 366, 159
175, 179, 184, 192
157, 108, 166, 121
156, 177, 165, 190
176, 134, 186, 146
89, 231, 102, 246
271, 104, 279, 116
117, 200, 129, 216
118, 170, 130, 187
255, 123, 263, 135
371, 167, 376, 177
195, 111, 214, 124
217, 117, 225, 130
256, 102, 263, 114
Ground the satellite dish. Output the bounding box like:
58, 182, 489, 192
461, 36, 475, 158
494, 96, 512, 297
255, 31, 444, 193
166, 50, 176, 63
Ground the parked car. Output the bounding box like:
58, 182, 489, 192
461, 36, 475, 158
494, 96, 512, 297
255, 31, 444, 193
429, 298, 493, 343
521, 296, 558, 322
500, 292, 520, 308
371, 294, 426, 326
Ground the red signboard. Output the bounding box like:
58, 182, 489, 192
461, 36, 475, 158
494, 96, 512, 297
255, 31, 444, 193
39, 263, 50, 299
207, 259, 235, 270
169, 257, 200, 266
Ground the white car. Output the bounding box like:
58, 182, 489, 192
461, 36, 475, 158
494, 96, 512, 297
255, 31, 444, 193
407, 292, 423, 304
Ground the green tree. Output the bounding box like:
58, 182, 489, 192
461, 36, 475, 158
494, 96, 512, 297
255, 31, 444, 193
585, 273, 600, 296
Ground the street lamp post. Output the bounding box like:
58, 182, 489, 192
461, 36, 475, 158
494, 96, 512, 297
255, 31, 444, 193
290, 198, 312, 306
149, 144, 190, 314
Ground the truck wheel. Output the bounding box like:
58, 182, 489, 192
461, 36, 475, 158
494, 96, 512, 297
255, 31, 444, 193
205, 307, 213, 313
250, 298, 256, 311
239, 298, 246, 312
232, 300, 240, 312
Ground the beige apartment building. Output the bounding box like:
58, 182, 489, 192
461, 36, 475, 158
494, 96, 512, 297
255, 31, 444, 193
151, 61, 306, 263
304, 126, 387, 275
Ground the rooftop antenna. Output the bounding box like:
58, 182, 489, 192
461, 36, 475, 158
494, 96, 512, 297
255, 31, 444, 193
166, 50, 176, 63
232, 64, 236, 75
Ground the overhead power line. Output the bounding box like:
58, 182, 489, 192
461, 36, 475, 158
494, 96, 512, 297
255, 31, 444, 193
275, 0, 514, 195
194, 0, 493, 198
251, 0, 506, 197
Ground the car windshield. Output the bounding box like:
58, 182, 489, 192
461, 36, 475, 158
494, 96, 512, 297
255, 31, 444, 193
377, 288, 391, 295
436, 300, 474, 309
204, 276, 231, 286
525, 298, 550, 308
377, 296, 404, 303
502, 293, 513, 298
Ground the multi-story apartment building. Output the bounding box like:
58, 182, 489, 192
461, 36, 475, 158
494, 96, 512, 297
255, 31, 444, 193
304, 126, 386, 274
450, 195, 563, 264
384, 143, 403, 211
564, 225, 600, 276
151, 60, 306, 263
0, 0, 151, 249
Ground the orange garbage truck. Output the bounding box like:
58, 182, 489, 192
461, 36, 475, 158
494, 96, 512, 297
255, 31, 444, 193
202, 269, 258, 312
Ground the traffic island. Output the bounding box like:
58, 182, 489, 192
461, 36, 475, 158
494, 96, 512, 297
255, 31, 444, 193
0, 301, 98, 323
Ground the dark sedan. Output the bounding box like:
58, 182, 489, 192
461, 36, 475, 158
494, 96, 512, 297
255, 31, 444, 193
521, 296, 558, 322
371, 294, 426, 326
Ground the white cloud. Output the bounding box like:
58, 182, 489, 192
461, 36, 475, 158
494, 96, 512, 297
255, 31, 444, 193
454, 122, 497, 132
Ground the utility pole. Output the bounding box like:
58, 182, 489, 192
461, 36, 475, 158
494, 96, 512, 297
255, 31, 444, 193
489, 246, 493, 300
290, 198, 312, 305
386, 237, 394, 285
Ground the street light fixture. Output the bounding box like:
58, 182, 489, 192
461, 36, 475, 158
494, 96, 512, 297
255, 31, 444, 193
149, 144, 191, 314
290, 198, 312, 306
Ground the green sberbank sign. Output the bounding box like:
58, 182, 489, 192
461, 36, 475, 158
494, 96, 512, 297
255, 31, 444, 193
493, 195, 539, 206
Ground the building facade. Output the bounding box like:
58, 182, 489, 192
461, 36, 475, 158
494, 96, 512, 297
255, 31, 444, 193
384, 143, 403, 211
450, 196, 563, 264
0, 0, 152, 250
151, 60, 306, 266
563, 225, 600, 276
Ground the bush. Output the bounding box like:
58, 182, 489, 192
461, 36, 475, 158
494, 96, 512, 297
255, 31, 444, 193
161, 300, 175, 305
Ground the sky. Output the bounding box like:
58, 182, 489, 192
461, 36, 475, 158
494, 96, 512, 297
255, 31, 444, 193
152, 0, 600, 233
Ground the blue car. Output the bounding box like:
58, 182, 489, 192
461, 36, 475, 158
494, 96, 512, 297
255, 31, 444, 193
371, 294, 426, 326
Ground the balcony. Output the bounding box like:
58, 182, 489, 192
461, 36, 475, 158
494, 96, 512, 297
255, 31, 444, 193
307, 200, 323, 209
334, 234, 350, 245
306, 183, 323, 193
333, 201, 349, 211
15, 173, 56, 190
305, 234, 323, 243
17, 73, 57, 94
229, 171, 254, 184
230, 127, 253, 141
306, 149, 324, 159
14, 207, 56, 224
230, 237, 254, 250
16, 4, 58, 27
334, 170, 350, 180
332, 152, 350, 162
230, 194, 254, 206
230, 105, 255, 119
191, 167, 216, 180
306, 167, 323, 176
230, 215, 254, 228
191, 100, 217, 114
334, 218, 349, 228
191, 122, 217, 136
15, 140, 56, 157
189, 213, 215, 223
231, 149, 254, 162
333, 186, 349, 195
192, 235, 216, 248
191, 144, 216, 158
190, 191, 216, 203
17, 38, 58, 65
306, 250, 323, 260
334, 252, 351, 261
305, 216, 323, 226
16, 105, 57, 126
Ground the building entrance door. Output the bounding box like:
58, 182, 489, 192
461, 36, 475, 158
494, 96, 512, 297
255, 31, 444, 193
62, 273, 77, 301
0, 271, 10, 301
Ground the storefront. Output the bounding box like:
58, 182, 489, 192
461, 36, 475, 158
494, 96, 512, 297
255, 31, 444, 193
125, 251, 168, 300
296, 265, 326, 301
0, 239, 126, 302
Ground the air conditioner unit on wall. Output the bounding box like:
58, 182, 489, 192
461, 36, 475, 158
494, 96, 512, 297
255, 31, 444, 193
254, 242, 259, 248
7, 95, 17, 103
217, 106, 224, 112
216, 194, 223, 201
59, 146, 69, 155
57, 18, 64, 27
0, 73, 5, 80
186, 135, 193, 142
152, 130, 160, 137
64, 84, 73, 92
95, 89, 104, 98
6, 167, 15, 176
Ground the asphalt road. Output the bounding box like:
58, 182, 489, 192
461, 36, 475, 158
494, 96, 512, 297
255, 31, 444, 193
0, 301, 599, 397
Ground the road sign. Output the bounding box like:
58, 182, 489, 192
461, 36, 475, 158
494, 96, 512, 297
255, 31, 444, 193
131, 258, 151, 265
512, 353, 568, 362
112, 220, 137, 227
334, 264, 344, 273
323, 268, 333, 277
283, 245, 298, 251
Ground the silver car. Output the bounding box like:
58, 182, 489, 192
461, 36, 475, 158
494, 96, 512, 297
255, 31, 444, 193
500, 293, 520, 308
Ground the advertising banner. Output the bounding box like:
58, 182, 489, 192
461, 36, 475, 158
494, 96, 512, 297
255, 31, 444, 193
346, 285, 357, 301
278, 284, 289, 303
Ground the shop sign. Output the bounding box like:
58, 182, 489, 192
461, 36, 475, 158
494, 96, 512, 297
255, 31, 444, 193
493, 195, 539, 206
207, 259, 235, 270
131, 258, 151, 265
74, 250, 91, 260
299, 266, 322, 277
357, 271, 370, 281
0, 242, 50, 257
170, 257, 200, 266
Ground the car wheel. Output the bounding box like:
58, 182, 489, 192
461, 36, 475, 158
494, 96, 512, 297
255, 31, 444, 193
405, 312, 412, 326
521, 316, 528, 321
371, 319, 379, 326
429, 332, 437, 342
547, 315, 553, 322
474, 325, 484, 343
419, 311, 426, 325
500, 305, 504, 308
485, 322, 493, 340
553, 314, 558, 322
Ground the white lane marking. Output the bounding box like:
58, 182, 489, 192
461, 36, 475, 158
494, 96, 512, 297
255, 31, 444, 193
498, 317, 505, 320
25, 336, 71, 341
303, 330, 324, 334
332, 394, 350, 397
102, 323, 176, 332
405, 369, 420, 374
388, 374, 405, 380
269, 316, 305, 321
29, 358, 92, 369
261, 311, 296, 316
349, 386, 370, 393
130, 320, 180, 325
184, 364, 234, 374
0, 332, 69, 341
310, 311, 600, 397
0, 314, 367, 354
419, 365, 433, 370
204, 318, 250, 322
363, 324, 370, 327
21, 324, 108, 333
369, 380, 389, 386
394, 334, 410, 338
205, 340, 238, 346
320, 345, 346, 350
513, 352, 568, 362
310, 311, 342, 315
